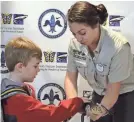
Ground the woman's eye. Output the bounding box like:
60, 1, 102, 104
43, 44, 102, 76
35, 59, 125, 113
80, 32, 86, 35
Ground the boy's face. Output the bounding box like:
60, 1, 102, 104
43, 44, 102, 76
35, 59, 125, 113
21, 57, 40, 82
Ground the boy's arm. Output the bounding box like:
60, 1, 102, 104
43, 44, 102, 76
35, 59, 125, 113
5, 94, 84, 122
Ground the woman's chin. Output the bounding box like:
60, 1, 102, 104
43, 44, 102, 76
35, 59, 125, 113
81, 41, 88, 45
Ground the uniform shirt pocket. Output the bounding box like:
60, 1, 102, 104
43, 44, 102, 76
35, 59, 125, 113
95, 63, 110, 88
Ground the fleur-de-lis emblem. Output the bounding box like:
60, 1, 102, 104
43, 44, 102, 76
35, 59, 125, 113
43, 15, 62, 33
42, 89, 60, 105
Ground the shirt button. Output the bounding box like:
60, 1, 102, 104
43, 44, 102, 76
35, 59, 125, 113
93, 57, 96, 61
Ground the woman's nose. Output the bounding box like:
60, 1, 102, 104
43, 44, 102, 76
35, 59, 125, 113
75, 35, 82, 42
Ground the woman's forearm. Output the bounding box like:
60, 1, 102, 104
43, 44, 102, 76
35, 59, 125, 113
101, 82, 121, 110
64, 78, 78, 98
64, 71, 78, 99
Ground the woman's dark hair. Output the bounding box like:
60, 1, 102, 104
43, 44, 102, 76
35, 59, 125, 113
67, 1, 108, 27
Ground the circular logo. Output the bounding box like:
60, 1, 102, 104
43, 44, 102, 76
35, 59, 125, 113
37, 83, 66, 106
96, 63, 104, 72
0, 45, 9, 74
38, 9, 67, 39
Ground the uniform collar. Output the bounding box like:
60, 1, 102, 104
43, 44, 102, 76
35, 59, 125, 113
80, 44, 89, 56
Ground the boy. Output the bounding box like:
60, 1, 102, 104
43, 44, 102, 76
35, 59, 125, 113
1, 37, 86, 122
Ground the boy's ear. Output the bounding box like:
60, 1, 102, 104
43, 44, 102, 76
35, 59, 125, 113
15, 62, 25, 72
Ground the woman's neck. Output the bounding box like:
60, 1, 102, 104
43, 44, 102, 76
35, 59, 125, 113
88, 26, 101, 51
88, 43, 98, 51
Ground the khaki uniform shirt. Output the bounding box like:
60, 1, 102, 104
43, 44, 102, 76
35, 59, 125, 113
67, 26, 134, 95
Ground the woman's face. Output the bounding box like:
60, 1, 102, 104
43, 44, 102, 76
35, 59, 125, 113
69, 22, 99, 46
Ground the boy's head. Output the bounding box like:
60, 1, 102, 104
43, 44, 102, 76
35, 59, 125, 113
5, 37, 42, 82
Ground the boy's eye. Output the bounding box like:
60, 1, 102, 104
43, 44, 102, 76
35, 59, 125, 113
72, 32, 76, 36
34, 66, 37, 68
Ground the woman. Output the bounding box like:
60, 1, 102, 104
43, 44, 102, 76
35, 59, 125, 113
64, 1, 134, 122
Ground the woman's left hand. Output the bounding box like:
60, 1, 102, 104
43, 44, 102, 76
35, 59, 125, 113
86, 103, 107, 121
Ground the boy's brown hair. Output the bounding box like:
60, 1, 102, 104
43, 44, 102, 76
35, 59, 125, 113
5, 37, 42, 72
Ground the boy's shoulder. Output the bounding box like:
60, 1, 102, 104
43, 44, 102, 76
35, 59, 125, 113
1, 78, 36, 100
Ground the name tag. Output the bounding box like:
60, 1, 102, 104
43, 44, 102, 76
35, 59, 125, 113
75, 60, 87, 67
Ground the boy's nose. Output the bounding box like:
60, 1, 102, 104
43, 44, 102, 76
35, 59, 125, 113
37, 67, 40, 72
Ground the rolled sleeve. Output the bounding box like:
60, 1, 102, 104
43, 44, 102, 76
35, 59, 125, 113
108, 43, 133, 83
67, 42, 77, 72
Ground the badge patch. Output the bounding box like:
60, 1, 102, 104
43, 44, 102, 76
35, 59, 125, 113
96, 64, 104, 72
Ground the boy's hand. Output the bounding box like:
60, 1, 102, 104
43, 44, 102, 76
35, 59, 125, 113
79, 97, 91, 114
